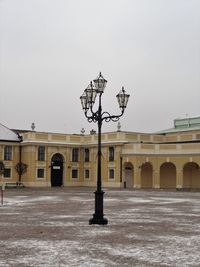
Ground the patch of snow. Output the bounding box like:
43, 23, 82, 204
127, 198, 153, 203
150, 197, 192, 204
50, 215, 79, 219
107, 235, 200, 267
4, 196, 61, 206
0, 123, 20, 141
68, 197, 93, 202
0, 240, 111, 267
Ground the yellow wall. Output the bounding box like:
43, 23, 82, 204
1, 130, 200, 189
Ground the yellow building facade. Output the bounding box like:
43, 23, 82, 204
1, 117, 200, 189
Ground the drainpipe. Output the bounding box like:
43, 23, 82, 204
18, 134, 23, 184
120, 157, 122, 183
18, 145, 22, 183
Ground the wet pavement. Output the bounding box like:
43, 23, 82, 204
0, 187, 200, 267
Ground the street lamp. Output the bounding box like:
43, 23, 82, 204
80, 72, 130, 225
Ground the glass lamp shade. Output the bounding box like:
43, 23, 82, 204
116, 87, 130, 109
85, 81, 97, 104
93, 72, 107, 93
80, 93, 89, 111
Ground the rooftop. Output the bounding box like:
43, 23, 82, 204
156, 116, 200, 134
0, 123, 21, 142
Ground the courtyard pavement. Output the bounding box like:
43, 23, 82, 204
0, 187, 200, 267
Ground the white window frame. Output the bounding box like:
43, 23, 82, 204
36, 168, 45, 179
84, 169, 90, 180
71, 168, 79, 179
4, 146, 12, 161
3, 167, 12, 178
109, 168, 115, 180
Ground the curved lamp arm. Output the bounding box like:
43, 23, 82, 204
80, 74, 130, 125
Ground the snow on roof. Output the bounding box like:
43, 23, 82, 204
0, 123, 20, 142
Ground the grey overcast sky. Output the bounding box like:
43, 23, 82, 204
0, 0, 200, 134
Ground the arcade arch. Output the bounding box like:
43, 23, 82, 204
124, 162, 134, 188
183, 162, 200, 189
160, 162, 176, 189
141, 162, 153, 188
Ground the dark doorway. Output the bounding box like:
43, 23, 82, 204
51, 153, 64, 187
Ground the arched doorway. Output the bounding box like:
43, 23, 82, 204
183, 162, 200, 189
51, 153, 64, 187
160, 162, 176, 189
124, 162, 134, 188
141, 162, 153, 188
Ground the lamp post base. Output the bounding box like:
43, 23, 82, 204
89, 215, 108, 225
89, 190, 108, 225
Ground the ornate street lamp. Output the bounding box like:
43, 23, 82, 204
80, 72, 130, 225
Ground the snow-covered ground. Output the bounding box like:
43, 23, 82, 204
0, 188, 200, 267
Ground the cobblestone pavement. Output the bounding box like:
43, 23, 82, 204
0, 187, 200, 267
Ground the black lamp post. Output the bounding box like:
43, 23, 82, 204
80, 72, 130, 225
